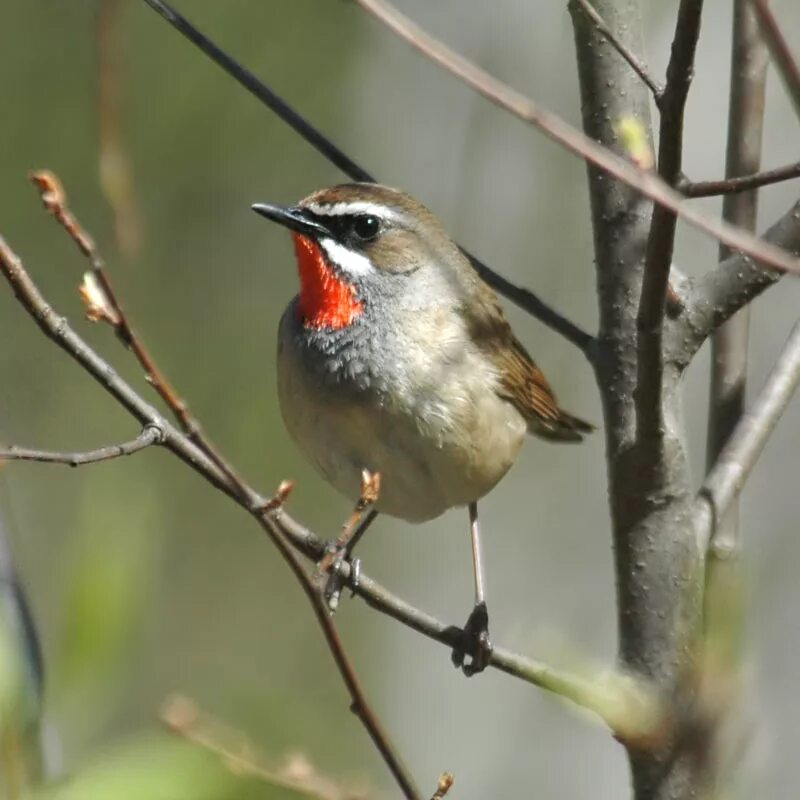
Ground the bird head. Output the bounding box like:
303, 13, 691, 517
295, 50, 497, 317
252, 183, 469, 331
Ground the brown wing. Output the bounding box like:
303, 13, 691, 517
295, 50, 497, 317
465, 288, 593, 442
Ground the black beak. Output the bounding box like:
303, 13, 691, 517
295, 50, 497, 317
251, 203, 331, 239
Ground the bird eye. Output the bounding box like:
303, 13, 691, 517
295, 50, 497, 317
352, 215, 380, 241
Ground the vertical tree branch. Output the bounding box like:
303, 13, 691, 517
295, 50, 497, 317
706, 0, 768, 573
570, 2, 705, 798
702, 6, 768, 791
637, 0, 704, 451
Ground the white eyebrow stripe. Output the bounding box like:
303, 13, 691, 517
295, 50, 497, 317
319, 238, 375, 278
304, 201, 401, 223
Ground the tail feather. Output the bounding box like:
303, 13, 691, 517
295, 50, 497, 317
529, 408, 595, 442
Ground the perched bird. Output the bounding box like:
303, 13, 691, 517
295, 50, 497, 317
253, 183, 591, 674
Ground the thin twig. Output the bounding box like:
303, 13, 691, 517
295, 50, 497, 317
749, 0, 800, 122
136, 0, 593, 357
573, 0, 664, 102
162, 695, 370, 800
0, 426, 161, 466
706, 0, 768, 567
683, 160, 800, 198
636, 0, 705, 448
697, 320, 800, 555
0, 234, 662, 746
351, 0, 798, 274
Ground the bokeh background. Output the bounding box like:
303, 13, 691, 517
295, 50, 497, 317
1, 1, 799, 797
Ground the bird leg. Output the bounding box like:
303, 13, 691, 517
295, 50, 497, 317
451, 501, 493, 676
317, 470, 380, 610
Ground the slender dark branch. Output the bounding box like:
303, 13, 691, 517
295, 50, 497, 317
683, 160, 800, 198
697, 320, 800, 555
573, 0, 664, 102
465, 257, 594, 354
0, 234, 660, 744
138, 0, 373, 182
135, 0, 592, 356
705, 0, 768, 572
678, 198, 800, 359
352, 0, 797, 274
749, 0, 800, 121
0, 426, 161, 466
636, 0, 705, 448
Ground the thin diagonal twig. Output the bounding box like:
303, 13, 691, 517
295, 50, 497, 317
749, 0, 800, 121
683, 160, 800, 197
697, 320, 800, 555
0, 426, 161, 466
351, 0, 797, 274
136, 0, 593, 357
162, 695, 371, 800
573, 0, 664, 102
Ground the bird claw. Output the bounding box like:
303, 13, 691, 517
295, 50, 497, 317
319, 544, 361, 612
451, 601, 493, 677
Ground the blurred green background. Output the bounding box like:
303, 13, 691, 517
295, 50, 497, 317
1, 1, 799, 797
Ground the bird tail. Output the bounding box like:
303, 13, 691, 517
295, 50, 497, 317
530, 408, 595, 442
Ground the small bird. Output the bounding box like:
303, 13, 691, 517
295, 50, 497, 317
252, 183, 591, 674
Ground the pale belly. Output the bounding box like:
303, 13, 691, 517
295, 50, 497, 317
276, 316, 527, 522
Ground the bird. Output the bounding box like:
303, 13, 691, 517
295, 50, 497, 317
252, 183, 591, 675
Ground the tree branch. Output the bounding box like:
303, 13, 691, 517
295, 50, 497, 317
683, 160, 800, 198
637, 0, 705, 449
705, 0, 768, 573
678, 197, 800, 359
351, 0, 799, 274
697, 320, 800, 555
749, 0, 800, 121
0, 426, 161, 466
135, 0, 593, 357
570, 1, 706, 796
572, 0, 664, 102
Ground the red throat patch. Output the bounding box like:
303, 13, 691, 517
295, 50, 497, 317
291, 234, 364, 330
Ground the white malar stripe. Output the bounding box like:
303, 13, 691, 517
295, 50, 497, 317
304, 201, 400, 223
319, 238, 375, 278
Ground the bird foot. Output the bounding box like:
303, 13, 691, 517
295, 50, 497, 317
317, 542, 361, 612
451, 601, 493, 676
